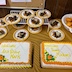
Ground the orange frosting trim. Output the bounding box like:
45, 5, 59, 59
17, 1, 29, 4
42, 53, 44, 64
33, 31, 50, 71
41, 42, 72, 66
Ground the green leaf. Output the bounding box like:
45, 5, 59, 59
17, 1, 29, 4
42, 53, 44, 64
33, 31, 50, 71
51, 57, 55, 60
3, 60, 6, 62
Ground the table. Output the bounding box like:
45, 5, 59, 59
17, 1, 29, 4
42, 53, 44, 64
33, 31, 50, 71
0, 21, 72, 72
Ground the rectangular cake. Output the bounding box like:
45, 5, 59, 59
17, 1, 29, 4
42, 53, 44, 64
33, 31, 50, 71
40, 42, 72, 68
0, 41, 32, 69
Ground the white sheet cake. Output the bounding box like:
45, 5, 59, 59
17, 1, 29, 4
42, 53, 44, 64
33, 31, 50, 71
40, 42, 72, 68
0, 41, 32, 69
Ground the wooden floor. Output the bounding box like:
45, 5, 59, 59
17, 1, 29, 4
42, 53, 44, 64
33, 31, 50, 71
0, 21, 72, 72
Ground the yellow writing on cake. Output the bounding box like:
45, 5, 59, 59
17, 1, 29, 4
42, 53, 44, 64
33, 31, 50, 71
10, 49, 20, 59
45, 44, 59, 52
10, 54, 20, 59
2, 49, 9, 53
59, 53, 70, 57
10, 49, 20, 54
51, 48, 59, 52
1, 44, 16, 48
45, 44, 58, 49
1, 49, 20, 59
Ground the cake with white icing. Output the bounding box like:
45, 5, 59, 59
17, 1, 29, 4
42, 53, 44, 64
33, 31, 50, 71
0, 42, 32, 68
40, 42, 72, 68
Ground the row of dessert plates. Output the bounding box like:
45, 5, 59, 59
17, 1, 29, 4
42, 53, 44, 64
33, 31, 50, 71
0, 19, 65, 41
0, 9, 51, 27
1, 9, 71, 41
10, 10, 49, 25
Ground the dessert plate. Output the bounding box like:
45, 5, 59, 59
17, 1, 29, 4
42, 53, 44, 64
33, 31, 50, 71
49, 19, 61, 29
36, 9, 51, 19
19, 10, 35, 19
4, 13, 21, 25
0, 27, 7, 39
28, 26, 42, 34
13, 29, 29, 41
12, 24, 25, 29
27, 16, 44, 27
0, 18, 9, 27
49, 29, 65, 41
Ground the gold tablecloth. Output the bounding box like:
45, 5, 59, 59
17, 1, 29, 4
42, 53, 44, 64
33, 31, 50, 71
0, 21, 72, 72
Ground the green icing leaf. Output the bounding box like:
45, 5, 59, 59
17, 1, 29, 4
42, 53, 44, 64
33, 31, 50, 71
0, 60, 2, 62
46, 54, 48, 61
3, 60, 6, 62
45, 52, 48, 54
51, 57, 55, 60
44, 50, 55, 61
